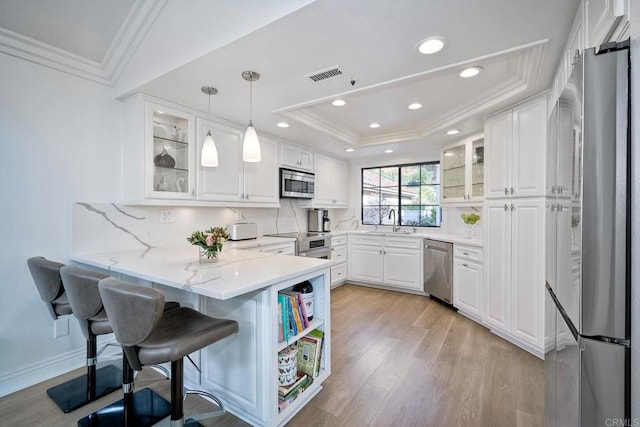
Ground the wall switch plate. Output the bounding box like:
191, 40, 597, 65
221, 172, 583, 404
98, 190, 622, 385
54, 318, 69, 338
160, 210, 174, 223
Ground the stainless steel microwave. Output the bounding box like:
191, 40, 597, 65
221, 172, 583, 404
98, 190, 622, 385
280, 168, 315, 199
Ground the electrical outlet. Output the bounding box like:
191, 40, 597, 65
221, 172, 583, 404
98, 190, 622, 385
160, 210, 174, 223
54, 318, 69, 338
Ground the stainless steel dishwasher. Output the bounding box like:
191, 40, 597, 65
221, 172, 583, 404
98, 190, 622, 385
423, 239, 453, 304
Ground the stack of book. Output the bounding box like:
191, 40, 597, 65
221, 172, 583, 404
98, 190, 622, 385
277, 290, 310, 342
278, 373, 311, 412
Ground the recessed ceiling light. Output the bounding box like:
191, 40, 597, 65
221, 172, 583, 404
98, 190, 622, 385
369, 123, 380, 128
344, 148, 355, 152
408, 103, 422, 110
277, 122, 289, 128
417, 37, 446, 55
332, 99, 346, 107
384, 149, 393, 153
446, 129, 460, 135
459, 66, 483, 78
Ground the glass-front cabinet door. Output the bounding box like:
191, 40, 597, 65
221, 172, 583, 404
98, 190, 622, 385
146, 102, 195, 199
441, 136, 484, 205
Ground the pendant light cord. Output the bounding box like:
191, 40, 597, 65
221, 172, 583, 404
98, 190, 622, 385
249, 79, 253, 124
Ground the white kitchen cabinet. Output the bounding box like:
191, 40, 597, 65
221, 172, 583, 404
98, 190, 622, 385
484, 198, 545, 357
349, 234, 384, 283
196, 118, 278, 205
308, 154, 350, 208
330, 235, 347, 287
441, 136, 484, 205
453, 245, 483, 322
122, 95, 196, 202
280, 143, 313, 172
348, 234, 422, 292
259, 241, 295, 255
485, 95, 547, 199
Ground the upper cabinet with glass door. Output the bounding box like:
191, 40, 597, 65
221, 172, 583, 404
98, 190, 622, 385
441, 136, 484, 206
122, 95, 196, 203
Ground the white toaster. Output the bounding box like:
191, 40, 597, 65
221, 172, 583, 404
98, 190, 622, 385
227, 223, 258, 241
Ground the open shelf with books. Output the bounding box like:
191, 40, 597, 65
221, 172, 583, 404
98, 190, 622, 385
274, 272, 330, 425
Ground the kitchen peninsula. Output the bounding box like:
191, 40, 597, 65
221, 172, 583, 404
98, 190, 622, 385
72, 245, 331, 427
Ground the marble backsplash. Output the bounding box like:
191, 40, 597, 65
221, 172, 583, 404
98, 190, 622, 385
72, 200, 309, 255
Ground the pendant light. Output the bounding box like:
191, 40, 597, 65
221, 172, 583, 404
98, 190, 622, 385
242, 71, 261, 162
201, 86, 219, 167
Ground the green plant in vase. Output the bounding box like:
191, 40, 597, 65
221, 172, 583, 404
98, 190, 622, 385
461, 213, 481, 239
187, 226, 229, 260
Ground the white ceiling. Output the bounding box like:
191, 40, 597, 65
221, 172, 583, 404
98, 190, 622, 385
0, 0, 580, 160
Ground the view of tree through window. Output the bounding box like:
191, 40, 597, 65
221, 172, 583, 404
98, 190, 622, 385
362, 162, 441, 227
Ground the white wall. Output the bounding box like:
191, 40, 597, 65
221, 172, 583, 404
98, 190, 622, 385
0, 53, 122, 394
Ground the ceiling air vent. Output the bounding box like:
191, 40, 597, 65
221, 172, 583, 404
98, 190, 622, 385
305, 66, 343, 83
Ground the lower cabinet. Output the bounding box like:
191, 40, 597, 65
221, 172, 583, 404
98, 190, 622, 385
348, 234, 422, 292
330, 235, 347, 287
453, 245, 483, 322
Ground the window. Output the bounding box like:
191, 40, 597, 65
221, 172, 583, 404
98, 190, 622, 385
362, 162, 441, 227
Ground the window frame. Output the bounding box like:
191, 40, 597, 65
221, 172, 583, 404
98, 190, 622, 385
360, 161, 442, 228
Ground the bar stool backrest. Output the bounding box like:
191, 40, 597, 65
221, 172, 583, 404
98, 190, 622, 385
27, 256, 68, 320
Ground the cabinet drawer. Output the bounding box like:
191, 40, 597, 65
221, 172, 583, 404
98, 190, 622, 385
261, 242, 295, 255
331, 235, 347, 246
454, 245, 483, 262
331, 263, 347, 285
331, 245, 347, 263
384, 236, 422, 250
349, 234, 384, 246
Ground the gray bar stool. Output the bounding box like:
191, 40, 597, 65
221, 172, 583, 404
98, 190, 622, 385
60, 265, 176, 427
27, 257, 121, 413
98, 277, 239, 427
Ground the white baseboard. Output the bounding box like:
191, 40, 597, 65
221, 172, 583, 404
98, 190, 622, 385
0, 337, 119, 397
488, 327, 545, 359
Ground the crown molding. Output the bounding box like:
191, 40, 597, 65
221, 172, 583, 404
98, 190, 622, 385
278, 40, 548, 147
0, 0, 166, 86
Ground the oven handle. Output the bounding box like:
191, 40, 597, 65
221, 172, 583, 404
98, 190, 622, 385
298, 247, 331, 258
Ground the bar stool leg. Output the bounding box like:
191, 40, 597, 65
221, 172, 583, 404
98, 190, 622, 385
170, 359, 184, 426
87, 334, 97, 402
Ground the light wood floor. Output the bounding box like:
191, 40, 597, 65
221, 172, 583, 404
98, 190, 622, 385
0, 284, 543, 426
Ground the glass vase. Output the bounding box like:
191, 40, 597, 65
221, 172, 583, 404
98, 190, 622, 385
198, 247, 219, 263
466, 223, 476, 239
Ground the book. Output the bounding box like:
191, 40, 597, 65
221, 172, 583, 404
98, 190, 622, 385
278, 373, 308, 398
277, 301, 283, 343
286, 296, 298, 335
278, 294, 290, 342
308, 329, 324, 376
287, 294, 304, 334
297, 335, 319, 377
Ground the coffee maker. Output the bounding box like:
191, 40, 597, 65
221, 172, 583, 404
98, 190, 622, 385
308, 209, 331, 232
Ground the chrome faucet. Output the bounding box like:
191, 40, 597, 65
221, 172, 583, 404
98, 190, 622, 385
388, 209, 399, 232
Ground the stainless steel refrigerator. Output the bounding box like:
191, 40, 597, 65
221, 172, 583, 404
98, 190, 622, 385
545, 42, 631, 426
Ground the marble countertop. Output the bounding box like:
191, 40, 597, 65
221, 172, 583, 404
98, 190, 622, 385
72, 245, 330, 300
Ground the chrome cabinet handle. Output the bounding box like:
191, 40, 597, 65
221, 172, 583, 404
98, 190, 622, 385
551, 204, 556, 212
551, 186, 557, 194
511, 204, 515, 211
462, 263, 469, 267
510, 187, 514, 194
463, 252, 469, 255
504, 187, 509, 195
504, 204, 508, 211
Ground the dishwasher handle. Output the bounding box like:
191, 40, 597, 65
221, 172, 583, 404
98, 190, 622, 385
425, 244, 449, 252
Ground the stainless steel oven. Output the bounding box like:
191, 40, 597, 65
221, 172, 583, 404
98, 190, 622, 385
280, 168, 315, 199
298, 246, 331, 259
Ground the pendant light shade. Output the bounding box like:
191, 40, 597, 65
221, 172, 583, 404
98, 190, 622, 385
243, 121, 261, 162
201, 86, 219, 167
201, 130, 218, 167
242, 71, 261, 162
